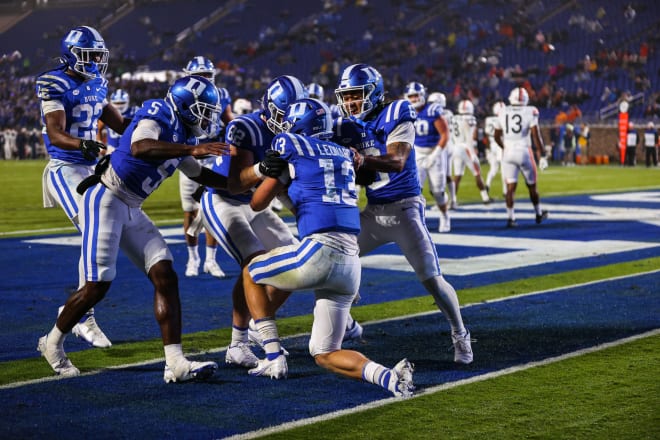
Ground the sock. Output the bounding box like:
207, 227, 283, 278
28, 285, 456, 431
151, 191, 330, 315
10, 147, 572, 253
254, 317, 281, 360
480, 189, 490, 201
507, 207, 515, 220
533, 203, 542, 216
362, 361, 392, 391
231, 325, 248, 345
448, 181, 456, 203
164, 343, 186, 368
187, 246, 199, 261
47, 324, 66, 349
205, 246, 217, 263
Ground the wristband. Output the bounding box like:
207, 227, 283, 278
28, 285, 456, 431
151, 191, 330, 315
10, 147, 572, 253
253, 163, 264, 179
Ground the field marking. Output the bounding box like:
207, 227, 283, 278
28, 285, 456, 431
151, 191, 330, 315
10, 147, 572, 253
2, 269, 657, 391
224, 328, 660, 440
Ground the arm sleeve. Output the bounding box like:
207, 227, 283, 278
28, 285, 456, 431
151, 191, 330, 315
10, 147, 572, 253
386, 121, 415, 145
130, 119, 162, 143
40, 99, 65, 115
178, 156, 203, 178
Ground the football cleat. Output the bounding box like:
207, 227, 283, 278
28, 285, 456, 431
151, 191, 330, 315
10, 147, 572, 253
185, 257, 200, 277
343, 320, 364, 341
248, 354, 288, 379
163, 360, 217, 383
388, 358, 415, 397
225, 342, 259, 368
452, 330, 474, 364
203, 260, 226, 278
37, 334, 80, 377
536, 210, 549, 224
506, 218, 518, 228
439, 215, 451, 233
61, 306, 112, 348
247, 319, 289, 356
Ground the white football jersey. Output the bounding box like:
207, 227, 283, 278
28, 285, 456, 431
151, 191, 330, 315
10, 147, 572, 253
484, 115, 498, 146
494, 105, 539, 149
450, 114, 476, 147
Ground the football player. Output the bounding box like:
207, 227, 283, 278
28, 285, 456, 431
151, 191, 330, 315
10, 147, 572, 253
199, 75, 306, 368
333, 63, 473, 364
36, 26, 130, 349
404, 82, 451, 232
450, 99, 493, 206
493, 87, 548, 227
38, 75, 233, 382
428, 92, 458, 210
244, 98, 414, 397
232, 98, 253, 115
178, 56, 232, 278
484, 101, 506, 198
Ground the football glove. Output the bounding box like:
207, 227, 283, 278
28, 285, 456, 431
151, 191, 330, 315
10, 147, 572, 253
539, 156, 548, 171
258, 150, 288, 178
79, 139, 105, 161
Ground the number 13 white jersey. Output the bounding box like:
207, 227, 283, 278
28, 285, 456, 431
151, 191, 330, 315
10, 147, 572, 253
494, 105, 539, 149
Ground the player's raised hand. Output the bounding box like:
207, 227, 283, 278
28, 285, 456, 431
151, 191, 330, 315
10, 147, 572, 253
192, 141, 230, 157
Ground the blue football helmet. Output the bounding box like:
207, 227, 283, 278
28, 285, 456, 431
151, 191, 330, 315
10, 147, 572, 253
282, 98, 333, 139
110, 89, 129, 113
261, 75, 308, 134
183, 56, 216, 82
335, 63, 384, 119
306, 83, 324, 100
167, 75, 222, 137
60, 26, 109, 79
404, 81, 426, 110
217, 87, 231, 112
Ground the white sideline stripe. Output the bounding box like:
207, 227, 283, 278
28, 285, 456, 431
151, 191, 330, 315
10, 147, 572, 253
222, 328, 660, 440
2, 269, 657, 391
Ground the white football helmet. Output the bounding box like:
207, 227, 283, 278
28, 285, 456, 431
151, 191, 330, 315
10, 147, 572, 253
508, 87, 529, 106
492, 101, 506, 116
457, 99, 474, 115
427, 92, 446, 108
233, 98, 253, 115
404, 82, 426, 110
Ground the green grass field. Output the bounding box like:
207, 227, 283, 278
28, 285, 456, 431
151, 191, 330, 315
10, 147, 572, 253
1, 160, 659, 439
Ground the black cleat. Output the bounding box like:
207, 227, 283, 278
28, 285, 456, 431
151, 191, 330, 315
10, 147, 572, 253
536, 210, 548, 224
506, 218, 518, 228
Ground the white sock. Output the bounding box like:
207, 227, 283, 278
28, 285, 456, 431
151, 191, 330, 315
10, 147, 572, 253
480, 189, 490, 201
231, 325, 248, 345
164, 343, 186, 368
362, 361, 391, 391
533, 203, 542, 216
187, 246, 199, 261
507, 207, 515, 220
47, 325, 66, 349
255, 318, 281, 360
205, 246, 217, 263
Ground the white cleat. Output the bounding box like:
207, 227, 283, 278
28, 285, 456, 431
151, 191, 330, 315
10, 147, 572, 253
37, 335, 80, 377
439, 216, 451, 233
248, 354, 288, 379
343, 320, 363, 341
389, 358, 415, 397
203, 260, 226, 278
185, 258, 200, 277
61, 306, 112, 348
452, 330, 474, 364
225, 342, 259, 368
163, 360, 217, 383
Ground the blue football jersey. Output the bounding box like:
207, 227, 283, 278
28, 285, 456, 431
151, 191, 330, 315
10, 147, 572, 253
413, 102, 444, 148
332, 100, 420, 204
209, 111, 275, 202
271, 133, 360, 238
111, 98, 196, 199
106, 105, 137, 149
36, 66, 108, 165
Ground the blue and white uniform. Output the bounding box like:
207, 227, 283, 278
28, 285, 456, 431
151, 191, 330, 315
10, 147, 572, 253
248, 133, 361, 355
201, 112, 296, 265
413, 102, 448, 198
36, 66, 108, 228
334, 99, 443, 281
80, 98, 202, 282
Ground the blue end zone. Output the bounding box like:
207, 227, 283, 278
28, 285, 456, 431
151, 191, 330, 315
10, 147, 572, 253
1, 272, 658, 438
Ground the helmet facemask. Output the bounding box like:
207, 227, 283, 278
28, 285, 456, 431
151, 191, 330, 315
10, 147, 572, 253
336, 83, 376, 119
70, 46, 108, 79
